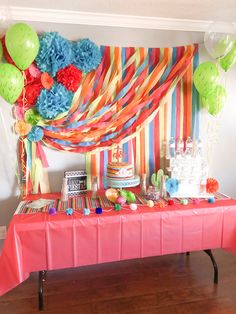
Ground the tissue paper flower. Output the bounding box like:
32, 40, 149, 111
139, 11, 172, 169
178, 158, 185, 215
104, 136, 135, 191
165, 178, 179, 196
56, 65, 82, 92
36, 32, 74, 77
206, 178, 219, 194
17, 83, 43, 109
36, 83, 73, 120
27, 126, 44, 142
24, 108, 42, 125
14, 121, 32, 136
41, 72, 54, 90
73, 38, 102, 73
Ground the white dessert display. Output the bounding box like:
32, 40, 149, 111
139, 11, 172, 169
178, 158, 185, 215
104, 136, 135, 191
165, 137, 212, 198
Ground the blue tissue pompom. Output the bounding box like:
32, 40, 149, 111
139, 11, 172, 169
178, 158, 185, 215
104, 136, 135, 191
36, 83, 73, 120
27, 126, 44, 142
36, 32, 74, 77
73, 38, 102, 73
165, 178, 179, 196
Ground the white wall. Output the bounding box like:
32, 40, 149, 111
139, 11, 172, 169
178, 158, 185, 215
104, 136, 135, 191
0, 23, 236, 228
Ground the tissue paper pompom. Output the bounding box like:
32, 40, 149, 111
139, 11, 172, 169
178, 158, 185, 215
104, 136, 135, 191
36, 83, 73, 120
17, 83, 43, 109
24, 108, 42, 125
41, 72, 54, 90
14, 121, 32, 136
206, 178, 219, 194
27, 126, 44, 142
73, 38, 102, 73
56, 65, 82, 92
36, 32, 74, 77
165, 178, 179, 196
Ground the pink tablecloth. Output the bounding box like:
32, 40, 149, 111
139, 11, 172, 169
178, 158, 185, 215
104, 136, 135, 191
1, 197, 236, 296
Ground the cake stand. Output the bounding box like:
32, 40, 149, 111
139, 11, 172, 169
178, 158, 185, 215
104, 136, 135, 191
103, 175, 140, 189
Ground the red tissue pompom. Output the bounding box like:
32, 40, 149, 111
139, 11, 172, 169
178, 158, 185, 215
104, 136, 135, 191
206, 178, 219, 194
168, 199, 174, 205
17, 83, 43, 110
56, 65, 82, 92
1, 36, 15, 65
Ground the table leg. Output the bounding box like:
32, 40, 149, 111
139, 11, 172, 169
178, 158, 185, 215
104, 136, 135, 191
38, 270, 47, 311
203, 249, 218, 284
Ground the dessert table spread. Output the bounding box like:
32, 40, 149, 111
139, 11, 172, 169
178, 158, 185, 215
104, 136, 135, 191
1, 190, 236, 298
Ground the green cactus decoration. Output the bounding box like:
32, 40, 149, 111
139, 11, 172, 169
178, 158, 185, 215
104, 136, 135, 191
151, 169, 168, 189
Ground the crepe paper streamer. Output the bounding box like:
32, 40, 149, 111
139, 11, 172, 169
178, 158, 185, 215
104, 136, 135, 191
168, 199, 174, 205
206, 178, 219, 194
130, 203, 137, 211
83, 208, 90, 215
192, 198, 200, 205
96, 207, 103, 214
147, 200, 154, 207
114, 204, 121, 211
208, 197, 216, 203
181, 199, 188, 205
48, 207, 56, 215
66, 208, 73, 215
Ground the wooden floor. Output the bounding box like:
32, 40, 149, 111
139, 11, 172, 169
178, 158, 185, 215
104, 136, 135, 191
1, 249, 236, 314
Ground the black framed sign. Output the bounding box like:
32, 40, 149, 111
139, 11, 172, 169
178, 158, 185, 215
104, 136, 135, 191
64, 170, 87, 197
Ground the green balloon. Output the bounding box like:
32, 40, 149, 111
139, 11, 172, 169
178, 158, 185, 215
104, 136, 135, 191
219, 42, 236, 72
0, 41, 3, 61
193, 62, 219, 96
0, 63, 24, 104
5, 23, 39, 70
202, 85, 226, 116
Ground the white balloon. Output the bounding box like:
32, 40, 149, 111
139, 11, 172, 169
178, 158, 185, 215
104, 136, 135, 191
204, 21, 236, 59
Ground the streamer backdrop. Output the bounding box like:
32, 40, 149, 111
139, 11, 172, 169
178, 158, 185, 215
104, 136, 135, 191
18, 43, 199, 194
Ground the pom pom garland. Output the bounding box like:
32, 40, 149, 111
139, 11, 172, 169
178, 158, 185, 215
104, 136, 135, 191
181, 199, 188, 205
147, 200, 154, 207
14, 121, 32, 136
56, 65, 82, 92
96, 207, 103, 214
192, 198, 200, 205
73, 38, 102, 73
206, 178, 219, 194
168, 199, 174, 206
66, 208, 73, 215
36, 83, 73, 120
114, 204, 121, 211
27, 126, 44, 142
130, 203, 137, 211
36, 32, 74, 77
208, 197, 216, 203
48, 207, 57, 215
83, 208, 90, 215
17, 83, 43, 110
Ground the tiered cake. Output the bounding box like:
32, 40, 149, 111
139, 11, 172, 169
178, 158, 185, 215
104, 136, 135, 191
103, 147, 140, 188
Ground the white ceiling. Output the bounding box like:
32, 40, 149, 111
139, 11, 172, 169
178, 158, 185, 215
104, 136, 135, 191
1, 0, 236, 22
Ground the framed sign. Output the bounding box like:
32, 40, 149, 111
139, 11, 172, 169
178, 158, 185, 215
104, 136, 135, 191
64, 170, 87, 197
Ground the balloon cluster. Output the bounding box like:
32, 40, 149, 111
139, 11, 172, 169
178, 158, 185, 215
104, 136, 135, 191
0, 23, 39, 104
204, 22, 236, 72
193, 62, 226, 116
193, 22, 236, 116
